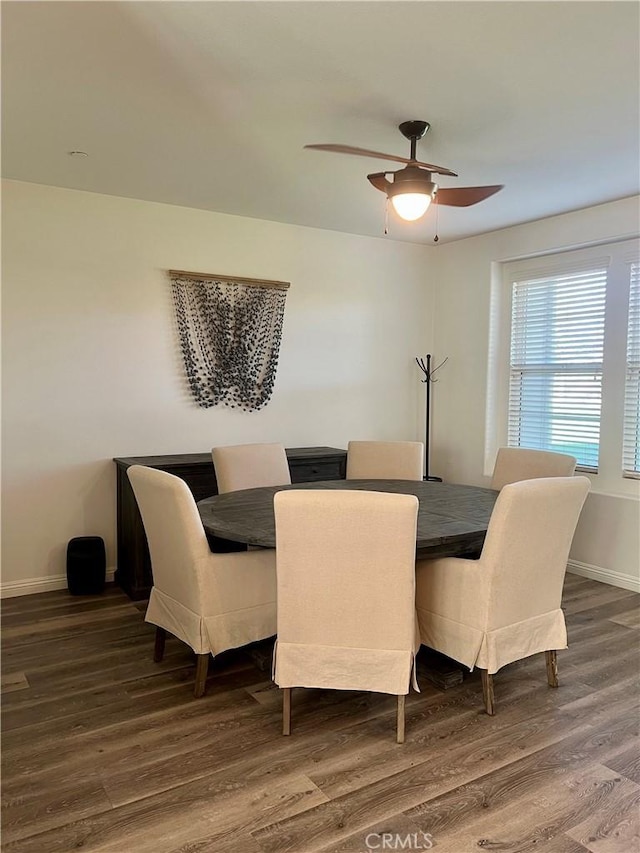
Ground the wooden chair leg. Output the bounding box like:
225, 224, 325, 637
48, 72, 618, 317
153, 627, 166, 662
282, 687, 292, 736
481, 669, 495, 716
194, 653, 209, 698
396, 694, 406, 744
546, 650, 559, 688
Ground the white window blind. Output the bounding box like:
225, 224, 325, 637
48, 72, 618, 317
622, 263, 640, 476
508, 266, 607, 470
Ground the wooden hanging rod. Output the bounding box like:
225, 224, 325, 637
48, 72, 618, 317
168, 270, 290, 291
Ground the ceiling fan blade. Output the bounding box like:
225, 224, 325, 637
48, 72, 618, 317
367, 172, 392, 192
436, 185, 504, 207
305, 143, 410, 165
305, 144, 457, 177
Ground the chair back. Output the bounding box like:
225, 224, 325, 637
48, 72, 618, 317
127, 465, 212, 613
346, 440, 424, 480
273, 489, 418, 694
212, 442, 291, 493
480, 476, 590, 629
491, 447, 576, 490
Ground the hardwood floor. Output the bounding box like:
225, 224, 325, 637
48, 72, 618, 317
1, 574, 639, 852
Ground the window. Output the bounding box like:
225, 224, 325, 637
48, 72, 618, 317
508, 266, 606, 470
623, 262, 640, 477
487, 238, 640, 491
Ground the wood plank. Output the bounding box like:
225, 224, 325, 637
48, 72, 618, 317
313, 812, 432, 853
2, 772, 329, 852
251, 712, 608, 852
0, 585, 123, 616
250, 672, 639, 853
0, 620, 152, 670
407, 764, 638, 853
99, 687, 403, 808
1, 772, 114, 844
165, 833, 264, 853
560, 584, 636, 613
0, 687, 261, 787
565, 782, 640, 852
1, 663, 265, 753
316, 830, 591, 853
557, 674, 640, 725
567, 593, 640, 627
301, 676, 592, 801
609, 609, 640, 630
0, 589, 129, 627
603, 742, 640, 785
1, 672, 29, 693
566, 616, 636, 645
317, 767, 617, 853
0, 601, 141, 641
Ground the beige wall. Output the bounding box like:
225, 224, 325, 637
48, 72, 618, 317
3, 181, 638, 596
430, 196, 640, 590
1, 180, 433, 595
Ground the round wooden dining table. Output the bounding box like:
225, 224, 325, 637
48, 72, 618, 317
198, 479, 499, 559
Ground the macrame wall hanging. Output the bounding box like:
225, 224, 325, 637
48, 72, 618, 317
169, 269, 290, 411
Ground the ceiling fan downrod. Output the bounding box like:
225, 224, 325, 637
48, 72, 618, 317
398, 120, 430, 161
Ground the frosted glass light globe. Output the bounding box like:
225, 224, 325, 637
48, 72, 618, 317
391, 192, 432, 221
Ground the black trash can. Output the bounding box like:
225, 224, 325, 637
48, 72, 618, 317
66, 536, 106, 595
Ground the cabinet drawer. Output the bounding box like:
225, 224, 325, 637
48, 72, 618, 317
292, 461, 344, 482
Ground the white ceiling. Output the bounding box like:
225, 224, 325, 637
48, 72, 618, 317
2, 1, 639, 244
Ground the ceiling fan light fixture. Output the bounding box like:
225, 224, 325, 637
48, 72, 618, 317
391, 192, 433, 221
387, 168, 437, 221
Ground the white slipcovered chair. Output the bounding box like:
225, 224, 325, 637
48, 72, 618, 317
415, 476, 590, 714
346, 440, 424, 481
212, 442, 291, 493
491, 447, 577, 491
127, 465, 277, 697
273, 489, 419, 743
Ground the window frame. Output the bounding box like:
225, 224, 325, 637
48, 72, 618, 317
485, 238, 640, 498
622, 262, 640, 478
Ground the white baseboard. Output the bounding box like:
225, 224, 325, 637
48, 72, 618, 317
3, 561, 637, 598
0, 568, 116, 599
567, 559, 640, 593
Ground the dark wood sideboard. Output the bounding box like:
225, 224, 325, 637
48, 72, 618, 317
113, 447, 347, 599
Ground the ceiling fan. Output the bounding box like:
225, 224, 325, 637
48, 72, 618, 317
305, 120, 503, 222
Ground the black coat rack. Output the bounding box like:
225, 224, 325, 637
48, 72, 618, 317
416, 354, 448, 482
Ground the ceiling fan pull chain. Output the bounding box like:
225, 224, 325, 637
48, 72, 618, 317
433, 193, 439, 243
384, 196, 389, 235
